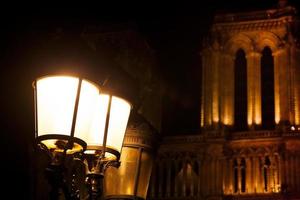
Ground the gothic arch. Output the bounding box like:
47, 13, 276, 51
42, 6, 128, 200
255, 31, 283, 52
255, 146, 268, 156
225, 33, 254, 56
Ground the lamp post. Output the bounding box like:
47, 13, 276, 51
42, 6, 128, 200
34, 75, 131, 200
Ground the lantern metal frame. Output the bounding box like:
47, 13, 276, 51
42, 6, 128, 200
33, 75, 132, 200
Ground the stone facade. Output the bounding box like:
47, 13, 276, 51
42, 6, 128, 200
148, 4, 300, 200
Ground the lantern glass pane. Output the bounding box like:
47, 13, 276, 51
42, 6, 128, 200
74, 80, 103, 145
137, 151, 153, 198
36, 76, 79, 137
104, 147, 138, 196
106, 96, 131, 152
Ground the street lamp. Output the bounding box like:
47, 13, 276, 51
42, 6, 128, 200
34, 75, 131, 200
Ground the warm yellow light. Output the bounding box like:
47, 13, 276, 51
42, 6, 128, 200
84, 94, 130, 156
254, 116, 261, 125
37, 76, 79, 137
106, 96, 131, 153
223, 116, 233, 125
36, 76, 101, 151
35, 75, 131, 156
248, 102, 253, 126
275, 97, 280, 124
255, 103, 261, 124
74, 81, 102, 144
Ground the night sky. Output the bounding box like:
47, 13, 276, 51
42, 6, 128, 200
1, 0, 299, 198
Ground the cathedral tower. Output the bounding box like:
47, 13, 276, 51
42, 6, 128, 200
148, 2, 300, 200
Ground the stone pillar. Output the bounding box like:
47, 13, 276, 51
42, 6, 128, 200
256, 156, 263, 193
246, 157, 252, 193
285, 153, 290, 190
289, 45, 296, 124
221, 54, 234, 126
273, 48, 290, 125
211, 158, 216, 194
222, 158, 228, 194
174, 160, 179, 197
278, 155, 282, 191
212, 51, 221, 128
296, 156, 300, 192
273, 156, 279, 192
215, 158, 219, 195
202, 49, 213, 127
237, 158, 242, 193
190, 161, 195, 197
182, 161, 186, 197
253, 156, 258, 193
158, 161, 164, 198
269, 157, 274, 192
206, 158, 212, 195
247, 51, 262, 127
291, 155, 295, 192
166, 160, 171, 197
293, 47, 300, 125
228, 159, 233, 194
197, 160, 202, 197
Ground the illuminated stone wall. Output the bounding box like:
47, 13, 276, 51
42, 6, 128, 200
149, 4, 300, 200
201, 5, 300, 130
148, 131, 300, 200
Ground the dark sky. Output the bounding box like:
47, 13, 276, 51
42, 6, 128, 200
1, 1, 300, 198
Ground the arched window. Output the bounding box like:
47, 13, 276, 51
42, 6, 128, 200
234, 159, 239, 193
240, 158, 246, 193
234, 49, 248, 131
261, 47, 275, 129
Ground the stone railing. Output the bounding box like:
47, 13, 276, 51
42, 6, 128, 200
147, 197, 201, 200
214, 6, 296, 23
162, 135, 205, 145
230, 130, 282, 140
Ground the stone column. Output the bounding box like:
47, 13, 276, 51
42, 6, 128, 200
197, 160, 202, 197
182, 161, 187, 197
237, 158, 242, 193
228, 159, 233, 194
221, 54, 234, 126
285, 154, 290, 189
246, 157, 252, 193
166, 160, 171, 197
289, 45, 296, 124
278, 155, 282, 191
211, 158, 216, 194
206, 158, 212, 195
190, 161, 195, 197
222, 158, 228, 194
202, 49, 213, 127
252, 156, 258, 193
273, 48, 290, 125
296, 156, 300, 192
273, 156, 279, 192
255, 156, 263, 193
293, 47, 300, 125
215, 158, 220, 195
174, 160, 179, 197
291, 155, 295, 192
269, 157, 274, 192
246, 51, 262, 127
212, 51, 221, 128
